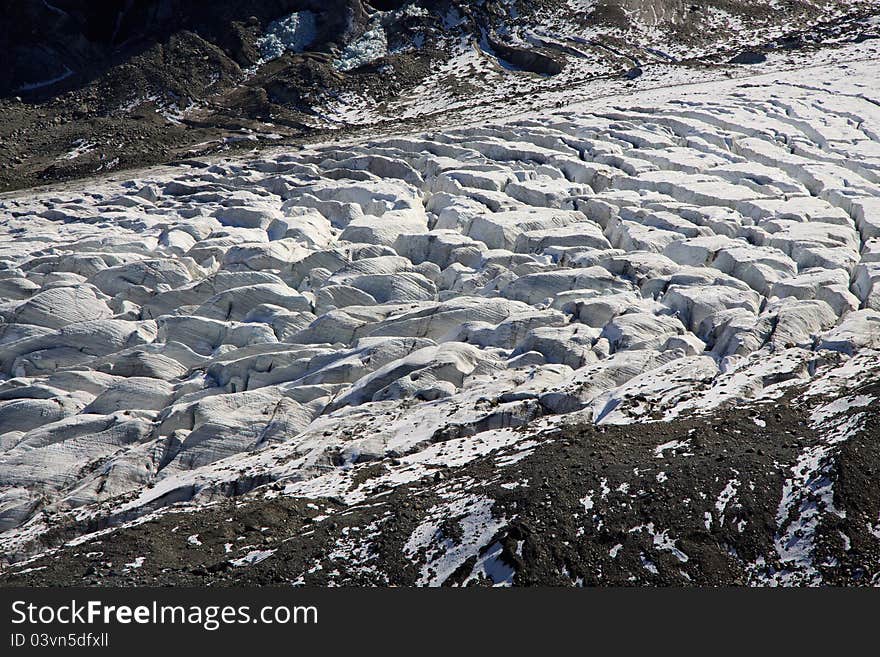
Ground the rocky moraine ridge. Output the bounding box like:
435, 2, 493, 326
1, 43, 880, 585
1, 0, 876, 192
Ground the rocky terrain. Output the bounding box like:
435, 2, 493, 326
1, 1, 877, 192
3, 374, 880, 586
1, 4, 880, 587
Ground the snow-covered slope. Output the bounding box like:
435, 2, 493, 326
1, 39, 880, 584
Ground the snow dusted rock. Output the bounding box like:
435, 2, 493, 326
591, 355, 720, 424
540, 350, 675, 414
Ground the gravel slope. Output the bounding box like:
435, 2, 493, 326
1, 1, 876, 192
